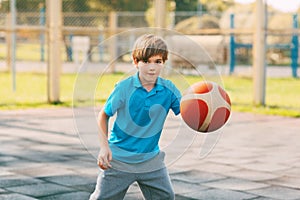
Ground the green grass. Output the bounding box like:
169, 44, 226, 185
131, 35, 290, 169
0, 72, 299, 117
223, 77, 300, 117
0, 72, 124, 109
0, 43, 66, 61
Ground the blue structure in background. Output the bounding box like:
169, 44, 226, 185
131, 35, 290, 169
66, 34, 73, 62
39, 4, 45, 62
229, 14, 235, 74
291, 14, 299, 78
229, 14, 299, 78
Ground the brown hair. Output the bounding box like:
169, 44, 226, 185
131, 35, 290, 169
132, 34, 168, 62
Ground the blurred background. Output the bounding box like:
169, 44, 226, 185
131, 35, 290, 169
0, 0, 299, 116
1, 0, 299, 68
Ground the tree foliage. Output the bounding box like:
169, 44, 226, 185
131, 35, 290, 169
1, 0, 233, 13
175, 0, 234, 13
66, 0, 150, 12
0, 0, 150, 12
63, 0, 90, 12
175, 0, 199, 12
200, 0, 234, 13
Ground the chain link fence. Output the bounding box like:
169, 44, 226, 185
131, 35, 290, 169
0, 0, 299, 71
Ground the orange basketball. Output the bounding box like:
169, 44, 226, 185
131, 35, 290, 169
180, 81, 231, 132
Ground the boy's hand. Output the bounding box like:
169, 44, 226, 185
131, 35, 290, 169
97, 147, 112, 170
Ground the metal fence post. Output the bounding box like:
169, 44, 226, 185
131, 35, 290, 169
291, 14, 298, 78
39, 3, 46, 62
229, 13, 235, 74
5, 13, 11, 73
253, 0, 266, 106
46, 0, 62, 103
9, 0, 17, 92
109, 11, 117, 73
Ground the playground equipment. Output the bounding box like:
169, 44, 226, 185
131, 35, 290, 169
229, 13, 299, 78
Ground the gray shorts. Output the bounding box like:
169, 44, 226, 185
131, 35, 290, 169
89, 152, 175, 200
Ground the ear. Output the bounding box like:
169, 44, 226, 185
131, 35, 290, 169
133, 58, 139, 69
133, 58, 138, 65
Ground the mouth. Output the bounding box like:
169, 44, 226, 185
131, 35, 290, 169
148, 72, 156, 76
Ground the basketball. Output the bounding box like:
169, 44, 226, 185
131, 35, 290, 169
180, 81, 231, 133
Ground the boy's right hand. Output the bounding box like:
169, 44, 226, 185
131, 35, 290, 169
97, 147, 112, 170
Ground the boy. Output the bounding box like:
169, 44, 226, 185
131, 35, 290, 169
89, 34, 181, 200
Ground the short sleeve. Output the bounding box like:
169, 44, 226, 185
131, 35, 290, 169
170, 83, 182, 115
103, 83, 124, 117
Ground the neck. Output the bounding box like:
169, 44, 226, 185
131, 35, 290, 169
143, 84, 154, 92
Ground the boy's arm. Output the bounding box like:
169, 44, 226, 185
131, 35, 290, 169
97, 109, 112, 170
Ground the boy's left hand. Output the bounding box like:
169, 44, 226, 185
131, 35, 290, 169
97, 147, 112, 170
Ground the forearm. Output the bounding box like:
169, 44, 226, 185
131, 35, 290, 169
97, 109, 109, 147
97, 109, 112, 169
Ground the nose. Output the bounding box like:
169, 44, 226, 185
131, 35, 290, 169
148, 63, 156, 71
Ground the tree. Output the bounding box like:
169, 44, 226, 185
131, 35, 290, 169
174, 0, 233, 25
145, 0, 176, 27
0, 0, 44, 12
63, 0, 89, 12
175, 14, 220, 32
175, 0, 234, 13
109, 0, 150, 11
175, 0, 199, 12
200, 0, 234, 14
79, 0, 150, 12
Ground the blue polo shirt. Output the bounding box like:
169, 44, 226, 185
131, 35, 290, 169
103, 73, 181, 163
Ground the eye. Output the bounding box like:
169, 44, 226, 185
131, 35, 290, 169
155, 60, 163, 64
142, 59, 148, 63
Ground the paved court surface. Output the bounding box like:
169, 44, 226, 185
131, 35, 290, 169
0, 108, 300, 199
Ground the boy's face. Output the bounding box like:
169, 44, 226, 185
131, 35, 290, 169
134, 55, 164, 86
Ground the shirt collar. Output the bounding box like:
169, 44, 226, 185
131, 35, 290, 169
133, 72, 142, 88
155, 77, 164, 91
133, 72, 164, 92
